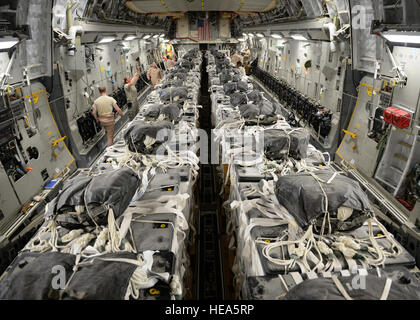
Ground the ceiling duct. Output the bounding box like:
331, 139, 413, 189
124, 0, 275, 14
124, 1, 185, 18
263, 0, 279, 12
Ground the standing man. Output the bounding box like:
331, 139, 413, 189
147, 62, 164, 89
135, 57, 141, 72
166, 55, 176, 70
243, 46, 251, 65
231, 50, 243, 67
92, 86, 124, 147
236, 61, 246, 77
124, 72, 140, 121
243, 46, 251, 75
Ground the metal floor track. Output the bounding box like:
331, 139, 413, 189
197, 54, 224, 300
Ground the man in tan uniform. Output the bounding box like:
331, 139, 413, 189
124, 72, 140, 121
135, 57, 141, 72
236, 61, 246, 77
243, 47, 251, 74
92, 86, 124, 147
147, 62, 164, 89
166, 55, 175, 70
231, 51, 243, 67
243, 47, 251, 64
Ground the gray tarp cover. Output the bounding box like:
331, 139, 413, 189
275, 170, 372, 230
161, 79, 184, 89
47, 167, 140, 228
264, 129, 310, 160
229, 92, 248, 107
223, 81, 248, 94
183, 49, 199, 59
0, 251, 175, 300
124, 212, 176, 251
247, 90, 263, 103
220, 71, 232, 84
62, 252, 138, 299
168, 72, 187, 81
160, 87, 188, 102
216, 63, 230, 74
232, 74, 242, 82
144, 103, 181, 122
239, 100, 280, 118
124, 120, 174, 154
284, 274, 420, 300
0, 251, 75, 299
180, 60, 194, 70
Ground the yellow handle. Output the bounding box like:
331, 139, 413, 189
51, 136, 67, 147
342, 129, 357, 140
149, 288, 160, 295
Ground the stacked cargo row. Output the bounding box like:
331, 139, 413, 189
208, 50, 420, 300
0, 50, 203, 300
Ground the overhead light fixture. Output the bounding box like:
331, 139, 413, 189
153, 34, 159, 38
143, 34, 151, 39
124, 35, 136, 41
271, 34, 282, 39
382, 31, 420, 44
256, 33, 264, 38
291, 34, 308, 41
162, 39, 169, 43
238, 38, 246, 42
248, 33, 255, 37
0, 39, 19, 50
160, 34, 165, 38
99, 36, 115, 43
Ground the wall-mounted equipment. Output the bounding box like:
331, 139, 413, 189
252, 65, 332, 140
384, 106, 412, 129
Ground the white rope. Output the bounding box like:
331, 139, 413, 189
380, 278, 393, 300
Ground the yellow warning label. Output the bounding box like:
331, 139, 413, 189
366, 87, 379, 97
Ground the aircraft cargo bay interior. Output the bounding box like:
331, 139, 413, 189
0, 0, 419, 302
